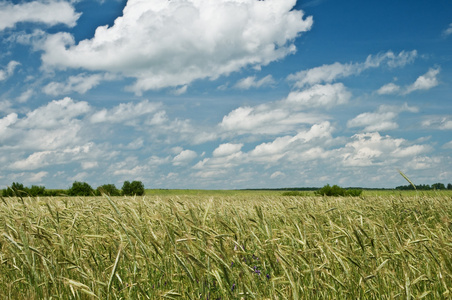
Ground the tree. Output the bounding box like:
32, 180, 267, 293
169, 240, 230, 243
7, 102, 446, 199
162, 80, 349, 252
122, 181, 145, 196
68, 181, 94, 196
431, 183, 446, 190
97, 184, 121, 196
448, 183, 452, 190
2, 182, 27, 197
28, 185, 46, 197
315, 184, 362, 197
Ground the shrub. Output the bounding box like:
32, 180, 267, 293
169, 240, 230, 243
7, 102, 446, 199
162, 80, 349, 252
68, 181, 94, 196
316, 184, 362, 197
122, 180, 145, 196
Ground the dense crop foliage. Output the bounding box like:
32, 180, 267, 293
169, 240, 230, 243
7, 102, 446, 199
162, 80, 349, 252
1, 193, 451, 299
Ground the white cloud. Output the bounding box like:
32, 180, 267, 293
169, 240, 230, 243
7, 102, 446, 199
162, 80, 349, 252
10, 143, 94, 170
270, 171, 285, 179
17, 89, 34, 103
285, 83, 351, 109
29, 171, 48, 183
234, 75, 275, 90
404, 67, 440, 94
40, 0, 313, 94
219, 83, 347, 137
341, 132, 430, 168
377, 67, 440, 95
173, 149, 197, 166
347, 103, 418, 132
0, 98, 92, 152
43, 73, 116, 96
172, 85, 188, 96
0, 113, 18, 139
377, 82, 401, 95
443, 23, 452, 37
287, 50, 417, 88
90, 100, 162, 124
18, 97, 90, 129
213, 143, 243, 157
0, 1, 80, 31
0, 61, 20, 81
422, 117, 452, 130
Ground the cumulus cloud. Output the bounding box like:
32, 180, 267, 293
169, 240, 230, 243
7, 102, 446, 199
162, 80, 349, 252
10, 143, 94, 170
287, 50, 417, 88
219, 83, 348, 136
347, 103, 418, 132
341, 132, 428, 167
377, 67, 441, 95
404, 67, 440, 94
285, 83, 350, 109
90, 100, 162, 124
234, 75, 275, 90
40, 0, 313, 94
18, 97, 90, 129
213, 143, 243, 157
0, 61, 20, 81
376, 82, 401, 95
0, 1, 80, 31
43, 73, 116, 96
173, 149, 197, 166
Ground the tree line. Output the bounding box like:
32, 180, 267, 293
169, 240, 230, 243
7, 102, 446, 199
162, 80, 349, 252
395, 182, 452, 190
1, 181, 145, 197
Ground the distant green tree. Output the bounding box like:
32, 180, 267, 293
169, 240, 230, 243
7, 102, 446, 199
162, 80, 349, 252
316, 184, 362, 197
122, 181, 145, 196
68, 181, 94, 196
28, 185, 46, 197
97, 184, 121, 196
448, 183, 452, 190
2, 182, 27, 197
431, 183, 446, 190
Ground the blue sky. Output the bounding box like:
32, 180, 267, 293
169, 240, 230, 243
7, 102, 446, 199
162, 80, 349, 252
0, 0, 451, 189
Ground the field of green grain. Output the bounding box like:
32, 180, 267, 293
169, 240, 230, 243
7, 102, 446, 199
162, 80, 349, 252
1, 192, 451, 299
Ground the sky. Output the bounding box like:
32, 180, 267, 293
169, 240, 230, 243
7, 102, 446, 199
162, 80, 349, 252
0, 0, 451, 190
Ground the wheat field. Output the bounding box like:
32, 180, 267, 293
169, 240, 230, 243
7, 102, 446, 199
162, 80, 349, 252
1, 192, 451, 299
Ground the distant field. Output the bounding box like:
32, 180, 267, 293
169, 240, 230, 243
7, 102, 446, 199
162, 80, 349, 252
1, 192, 451, 299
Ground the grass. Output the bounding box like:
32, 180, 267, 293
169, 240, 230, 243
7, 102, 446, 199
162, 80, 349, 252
1, 192, 451, 299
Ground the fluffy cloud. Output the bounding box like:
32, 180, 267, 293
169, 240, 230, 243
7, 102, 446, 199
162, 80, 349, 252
285, 83, 350, 109
10, 143, 94, 170
0, 61, 20, 81
0, 1, 80, 31
404, 67, 440, 94
378, 67, 440, 95
17, 97, 90, 129
341, 132, 428, 167
173, 149, 197, 166
220, 83, 348, 136
287, 50, 417, 88
234, 75, 275, 90
90, 100, 162, 124
213, 143, 243, 157
347, 103, 418, 132
40, 0, 313, 94
43, 73, 116, 96
376, 82, 401, 95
